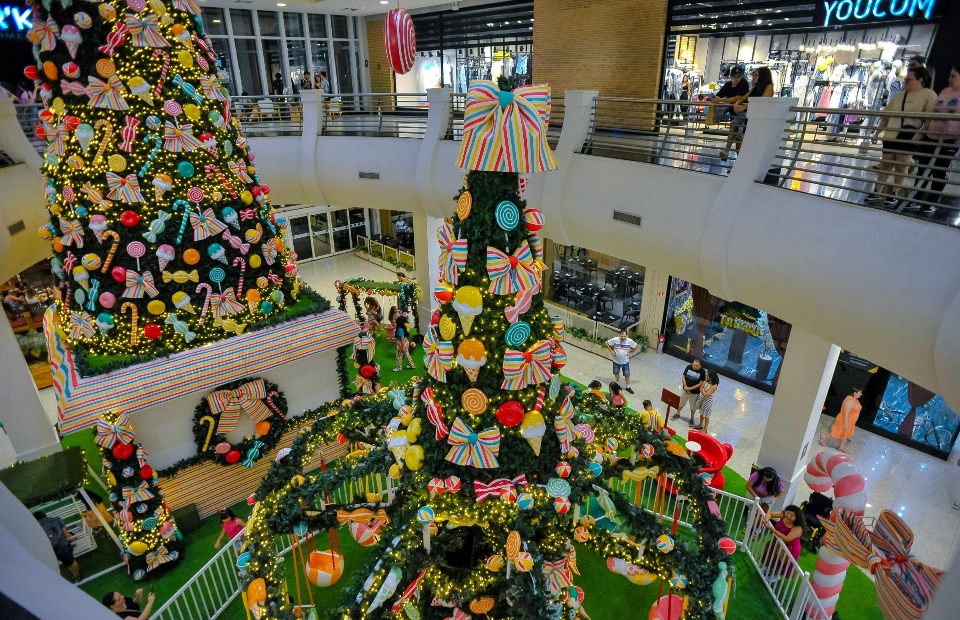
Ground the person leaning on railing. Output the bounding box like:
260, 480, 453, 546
712, 66, 750, 161
865, 66, 937, 208
722, 67, 774, 161
909, 65, 960, 214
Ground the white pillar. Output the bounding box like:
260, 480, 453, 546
638, 267, 669, 344
413, 214, 444, 330
755, 326, 840, 508
0, 321, 60, 461
926, 544, 960, 619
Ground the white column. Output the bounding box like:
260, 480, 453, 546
638, 267, 669, 344
413, 214, 444, 329
927, 544, 960, 619
756, 326, 840, 508
0, 321, 60, 461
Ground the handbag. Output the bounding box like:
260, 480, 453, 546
895, 92, 924, 143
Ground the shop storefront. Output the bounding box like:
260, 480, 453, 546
2, 259, 58, 387
0, 0, 37, 92
662, 278, 789, 393
401, 0, 534, 93
825, 350, 959, 459
662, 0, 943, 112
278, 205, 370, 263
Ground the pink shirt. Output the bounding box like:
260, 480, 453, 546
222, 518, 244, 540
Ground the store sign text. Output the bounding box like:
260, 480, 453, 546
0, 5, 32, 34
821, 0, 937, 27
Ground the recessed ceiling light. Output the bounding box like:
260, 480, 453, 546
380, 1, 389, 3
213, 19, 221, 23
277, 2, 286, 5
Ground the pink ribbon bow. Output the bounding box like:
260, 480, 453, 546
123, 270, 160, 298
229, 160, 255, 184
189, 208, 228, 241
98, 23, 130, 56
60, 80, 91, 98
267, 271, 282, 285
501, 340, 553, 390
46, 123, 69, 157
211, 288, 246, 318
199, 74, 227, 101
28, 17, 59, 52
119, 116, 140, 152
59, 218, 85, 248
106, 172, 145, 202
473, 474, 528, 502
124, 13, 170, 48
222, 230, 250, 255
172, 0, 202, 15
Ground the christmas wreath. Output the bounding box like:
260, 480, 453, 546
191, 377, 288, 467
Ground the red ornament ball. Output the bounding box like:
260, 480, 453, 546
337, 433, 348, 445
120, 210, 140, 227
718, 537, 737, 555
111, 266, 127, 283
250, 185, 262, 197
35, 125, 46, 139
225, 449, 241, 464
112, 442, 133, 460
143, 323, 162, 339
140, 465, 154, 479
496, 401, 525, 428
359, 364, 376, 379
384, 8, 417, 75
63, 116, 80, 131
431, 309, 440, 326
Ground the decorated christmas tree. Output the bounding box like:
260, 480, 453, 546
238, 80, 730, 620
96, 410, 183, 580
29, 0, 307, 359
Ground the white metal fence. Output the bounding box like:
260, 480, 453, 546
355, 235, 416, 271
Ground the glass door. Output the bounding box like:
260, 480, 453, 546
348, 208, 367, 245
331, 209, 352, 253
310, 213, 332, 257
288, 215, 314, 260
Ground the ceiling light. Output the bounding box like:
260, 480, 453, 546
756, 19, 762, 24
380, 1, 388, 3
213, 19, 221, 23
277, 2, 285, 5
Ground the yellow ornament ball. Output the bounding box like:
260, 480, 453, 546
128, 541, 149, 556
486, 555, 505, 571
404, 445, 424, 470
183, 104, 201, 121
147, 300, 166, 315
177, 50, 194, 68
241, 191, 253, 205
249, 254, 262, 269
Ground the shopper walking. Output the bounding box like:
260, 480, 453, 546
393, 312, 415, 371
692, 370, 719, 432
820, 387, 863, 453
910, 65, 960, 214
866, 66, 937, 208
102, 589, 156, 619
672, 358, 705, 424
213, 508, 245, 551
34, 511, 80, 582
639, 400, 664, 432
606, 329, 639, 394
318, 71, 331, 95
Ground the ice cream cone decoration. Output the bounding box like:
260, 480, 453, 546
521, 410, 546, 456
153, 174, 172, 200
128, 76, 155, 106
452, 286, 482, 336
457, 338, 487, 382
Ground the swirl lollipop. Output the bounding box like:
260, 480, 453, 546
495, 200, 520, 231
209, 267, 225, 292
126, 241, 146, 270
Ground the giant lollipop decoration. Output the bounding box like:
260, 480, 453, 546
127, 241, 146, 270
384, 8, 416, 75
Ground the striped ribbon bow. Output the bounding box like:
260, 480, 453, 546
445, 417, 500, 469
206, 379, 273, 432
351, 332, 376, 362
354, 374, 375, 394
423, 327, 454, 382
437, 222, 468, 285
501, 340, 553, 390
199, 75, 227, 101
95, 412, 136, 448
555, 394, 576, 454
68, 311, 96, 339
823, 508, 942, 620
145, 546, 178, 571
59, 218, 85, 248
87, 75, 129, 110
117, 506, 135, 531
622, 466, 660, 482
242, 441, 265, 468
542, 558, 573, 595
239, 208, 258, 222
444, 610, 471, 620
163, 121, 203, 153
222, 230, 250, 255
122, 270, 159, 298
122, 481, 155, 504
456, 80, 558, 173
211, 289, 245, 317
229, 160, 255, 184
46, 123, 69, 157
60, 80, 91, 98
486, 241, 539, 296
189, 208, 228, 241
106, 172, 144, 202
422, 387, 449, 440
125, 13, 170, 48
172, 0, 202, 14
27, 16, 59, 52
336, 508, 389, 525
473, 474, 528, 502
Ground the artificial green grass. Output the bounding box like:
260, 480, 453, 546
347, 328, 424, 388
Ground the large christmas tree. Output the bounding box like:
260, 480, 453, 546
29, 0, 303, 358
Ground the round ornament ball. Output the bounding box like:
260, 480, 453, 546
359, 364, 376, 379
574, 525, 590, 542
241, 191, 253, 205
718, 537, 737, 555
249, 254, 262, 269
225, 449, 241, 464
514, 551, 534, 572
444, 476, 461, 493
147, 300, 165, 315
99, 292, 117, 308
349, 521, 381, 547
111, 266, 127, 283
416, 506, 435, 525
112, 442, 133, 459
641, 443, 655, 459
306, 550, 344, 588
214, 442, 231, 455
120, 210, 140, 227
588, 461, 603, 477
255, 421, 271, 436
434, 281, 454, 304
516, 493, 534, 510
669, 573, 688, 590
133, 569, 145, 581
553, 496, 572, 514
384, 8, 416, 74
143, 323, 162, 340
177, 161, 195, 178
140, 465, 153, 479
260, 300, 274, 313
656, 534, 675, 553
128, 541, 148, 555
182, 248, 200, 265
428, 478, 445, 495
556, 461, 572, 478
496, 401, 525, 427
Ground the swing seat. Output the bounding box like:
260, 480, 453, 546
306, 550, 344, 587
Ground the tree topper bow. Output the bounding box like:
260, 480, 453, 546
95, 412, 135, 448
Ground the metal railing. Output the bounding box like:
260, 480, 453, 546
13, 102, 45, 154
769, 107, 960, 227
232, 96, 303, 137
355, 235, 416, 271
322, 93, 428, 138
447, 94, 564, 148
152, 530, 245, 620
581, 97, 736, 176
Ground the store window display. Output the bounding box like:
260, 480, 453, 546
2, 260, 59, 387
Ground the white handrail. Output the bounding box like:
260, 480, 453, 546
151, 530, 245, 620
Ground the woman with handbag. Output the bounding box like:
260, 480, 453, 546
866, 66, 937, 208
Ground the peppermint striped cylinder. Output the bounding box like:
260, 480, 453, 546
384, 8, 416, 75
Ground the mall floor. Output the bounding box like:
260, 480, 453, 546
36, 251, 960, 574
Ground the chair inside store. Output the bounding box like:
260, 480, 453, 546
550, 246, 646, 332
799, 491, 834, 552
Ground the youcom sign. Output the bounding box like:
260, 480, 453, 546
0, 4, 32, 38
819, 0, 939, 27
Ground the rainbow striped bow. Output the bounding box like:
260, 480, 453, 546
145, 546, 178, 571
46, 123, 69, 158
206, 378, 273, 432
189, 208, 228, 241
59, 218, 85, 248
172, 0, 202, 14
262, 239, 279, 265
106, 172, 145, 202
200, 75, 227, 101
87, 75, 129, 110
354, 374, 375, 394
211, 289, 245, 317
163, 120, 204, 153
555, 394, 576, 454
95, 412, 136, 448
28, 16, 59, 52
446, 417, 500, 469
352, 332, 376, 361
473, 474, 528, 501
622, 466, 660, 482
486, 241, 539, 296
543, 558, 573, 595
437, 222, 468, 285
456, 80, 558, 173
242, 440, 265, 468
125, 13, 169, 48
337, 508, 389, 525
122, 481, 154, 504
423, 327, 454, 382
501, 340, 553, 390
123, 270, 159, 298
229, 159, 255, 184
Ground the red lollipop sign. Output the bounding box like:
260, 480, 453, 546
384, 8, 416, 75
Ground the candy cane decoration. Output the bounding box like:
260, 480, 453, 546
139, 134, 162, 178
121, 302, 138, 346
195, 283, 212, 325
199, 415, 216, 451
805, 451, 867, 617
152, 49, 170, 98
265, 391, 283, 417
223, 99, 231, 125
93, 119, 113, 165
233, 256, 246, 298
205, 164, 238, 198
100, 230, 120, 273
61, 282, 71, 310
171, 199, 191, 244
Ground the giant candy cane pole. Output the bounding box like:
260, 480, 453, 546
804, 451, 867, 617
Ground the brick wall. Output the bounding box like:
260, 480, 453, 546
533, 0, 669, 99
366, 19, 394, 93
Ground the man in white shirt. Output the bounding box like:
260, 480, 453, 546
606, 329, 639, 394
